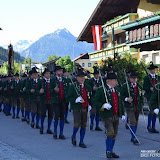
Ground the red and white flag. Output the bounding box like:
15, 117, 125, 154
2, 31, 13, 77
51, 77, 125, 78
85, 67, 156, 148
92, 25, 102, 50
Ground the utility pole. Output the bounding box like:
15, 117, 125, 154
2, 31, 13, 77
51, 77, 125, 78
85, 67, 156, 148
73, 43, 75, 72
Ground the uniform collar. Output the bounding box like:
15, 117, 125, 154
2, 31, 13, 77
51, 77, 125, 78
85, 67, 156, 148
34, 79, 38, 83
94, 78, 99, 82
80, 83, 84, 88
45, 78, 50, 83
131, 83, 137, 88
150, 73, 156, 79
56, 76, 62, 82
107, 84, 115, 92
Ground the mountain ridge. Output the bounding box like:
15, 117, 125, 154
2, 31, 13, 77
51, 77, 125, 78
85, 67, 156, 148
21, 28, 94, 62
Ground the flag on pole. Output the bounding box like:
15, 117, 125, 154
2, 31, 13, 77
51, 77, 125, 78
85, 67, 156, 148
92, 25, 102, 50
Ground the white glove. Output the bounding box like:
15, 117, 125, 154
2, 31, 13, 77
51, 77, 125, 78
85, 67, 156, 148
75, 96, 82, 103
154, 108, 159, 115
88, 105, 92, 111
122, 115, 126, 122
125, 97, 133, 103
103, 103, 112, 110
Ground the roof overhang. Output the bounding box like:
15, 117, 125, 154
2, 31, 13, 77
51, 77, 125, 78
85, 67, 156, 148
77, 0, 140, 43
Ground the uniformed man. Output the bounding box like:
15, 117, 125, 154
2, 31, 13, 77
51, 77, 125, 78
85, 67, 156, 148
143, 62, 160, 133
52, 66, 69, 140
68, 68, 92, 148
27, 68, 41, 129
37, 68, 54, 134
11, 73, 21, 119
121, 71, 143, 145
2, 75, 7, 114
93, 72, 125, 158
4, 74, 13, 116
63, 68, 70, 124
87, 66, 102, 131
24, 70, 32, 124
19, 73, 28, 121
150, 83, 160, 124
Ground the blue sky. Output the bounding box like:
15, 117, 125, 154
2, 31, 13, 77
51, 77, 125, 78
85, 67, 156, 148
0, 0, 99, 45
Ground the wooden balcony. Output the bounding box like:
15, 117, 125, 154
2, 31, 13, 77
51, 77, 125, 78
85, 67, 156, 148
89, 43, 135, 61
102, 13, 139, 34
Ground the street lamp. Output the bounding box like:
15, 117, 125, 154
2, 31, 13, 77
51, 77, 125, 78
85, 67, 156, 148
101, 31, 110, 39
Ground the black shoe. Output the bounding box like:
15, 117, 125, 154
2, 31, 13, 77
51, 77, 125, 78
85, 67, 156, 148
22, 118, 27, 122
16, 115, 20, 119
106, 151, 112, 158
79, 142, 87, 148
90, 124, 93, 130
40, 128, 43, 134
53, 133, 57, 139
31, 122, 35, 128
125, 124, 129, 129
131, 139, 139, 145
152, 129, 159, 133
12, 115, 15, 119
65, 120, 69, 124
72, 138, 76, 146
95, 126, 102, 131
47, 130, 53, 134
27, 119, 30, 124
59, 135, 65, 140
111, 152, 120, 158
36, 125, 40, 129
147, 126, 153, 133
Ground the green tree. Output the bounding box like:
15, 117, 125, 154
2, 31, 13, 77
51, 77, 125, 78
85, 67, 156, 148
47, 55, 58, 62
99, 52, 147, 85
56, 55, 73, 73
0, 61, 21, 75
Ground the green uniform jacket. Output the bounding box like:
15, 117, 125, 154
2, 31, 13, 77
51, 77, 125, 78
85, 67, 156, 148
150, 84, 160, 121
50, 77, 69, 104
2, 81, 8, 97
150, 84, 160, 110
19, 79, 26, 98
86, 78, 102, 95
143, 75, 160, 99
121, 82, 143, 110
92, 85, 124, 119
2, 80, 12, 98
67, 81, 92, 110
86, 78, 102, 107
36, 79, 54, 103
0, 81, 3, 95
11, 80, 21, 98
23, 78, 32, 100
26, 79, 41, 101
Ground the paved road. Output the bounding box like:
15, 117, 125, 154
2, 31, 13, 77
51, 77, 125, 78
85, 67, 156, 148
0, 109, 160, 160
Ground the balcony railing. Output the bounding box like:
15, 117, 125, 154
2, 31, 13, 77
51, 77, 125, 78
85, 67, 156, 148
102, 13, 139, 33
89, 43, 132, 61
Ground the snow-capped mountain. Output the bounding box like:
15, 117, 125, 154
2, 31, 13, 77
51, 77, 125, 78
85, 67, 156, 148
13, 40, 34, 53
21, 28, 94, 62
2, 40, 34, 53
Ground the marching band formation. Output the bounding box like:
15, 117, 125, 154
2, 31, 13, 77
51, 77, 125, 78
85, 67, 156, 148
0, 62, 160, 159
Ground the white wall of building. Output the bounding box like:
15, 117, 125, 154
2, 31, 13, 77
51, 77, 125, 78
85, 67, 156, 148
140, 51, 160, 64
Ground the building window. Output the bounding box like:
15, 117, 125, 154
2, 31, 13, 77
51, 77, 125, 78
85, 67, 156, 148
82, 63, 85, 67
143, 54, 149, 64
88, 63, 91, 67
152, 53, 159, 64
